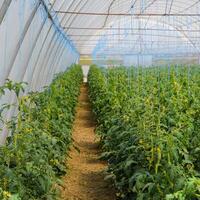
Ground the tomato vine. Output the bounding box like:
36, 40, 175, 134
88, 65, 200, 200
0, 65, 83, 200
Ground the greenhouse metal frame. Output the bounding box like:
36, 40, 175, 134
2, 1, 200, 199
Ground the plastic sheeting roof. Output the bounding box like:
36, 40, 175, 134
49, 0, 200, 56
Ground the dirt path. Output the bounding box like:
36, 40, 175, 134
60, 84, 116, 200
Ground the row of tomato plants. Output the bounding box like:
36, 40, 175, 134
0, 65, 83, 200
88, 65, 200, 200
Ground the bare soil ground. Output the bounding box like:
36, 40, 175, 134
60, 84, 116, 200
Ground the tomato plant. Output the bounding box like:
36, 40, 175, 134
88, 65, 200, 200
0, 65, 83, 200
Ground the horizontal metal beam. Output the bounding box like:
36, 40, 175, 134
64, 27, 200, 31
73, 38, 198, 42
71, 35, 200, 40
93, 51, 198, 55
68, 32, 200, 38
74, 40, 193, 44
75, 44, 194, 47
56, 10, 200, 17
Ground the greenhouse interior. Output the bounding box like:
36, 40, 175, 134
1, 0, 200, 199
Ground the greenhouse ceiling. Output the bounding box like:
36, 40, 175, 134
1, 0, 200, 67
49, 0, 200, 56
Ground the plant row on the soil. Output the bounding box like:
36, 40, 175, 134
0, 65, 83, 200
88, 65, 200, 200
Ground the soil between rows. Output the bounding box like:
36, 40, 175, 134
60, 84, 116, 200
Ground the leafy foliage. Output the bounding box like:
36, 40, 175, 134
0, 65, 83, 200
88, 65, 200, 200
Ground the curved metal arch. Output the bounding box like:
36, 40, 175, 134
92, 17, 200, 56
57, 0, 200, 32
76, 14, 200, 54
50, 0, 200, 55
0, 0, 12, 24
